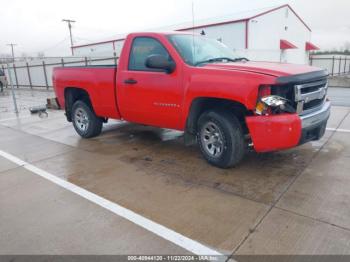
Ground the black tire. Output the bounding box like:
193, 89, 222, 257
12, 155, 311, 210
197, 110, 245, 168
71, 100, 103, 138
0, 82, 3, 92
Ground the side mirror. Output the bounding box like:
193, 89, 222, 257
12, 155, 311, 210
145, 55, 176, 74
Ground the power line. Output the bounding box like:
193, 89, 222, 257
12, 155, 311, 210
62, 19, 76, 56
37, 37, 70, 54
24, 37, 70, 57
75, 36, 95, 42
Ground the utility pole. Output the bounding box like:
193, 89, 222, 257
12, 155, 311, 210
7, 43, 17, 62
62, 19, 76, 56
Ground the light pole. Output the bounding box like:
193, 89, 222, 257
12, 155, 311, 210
7, 43, 17, 62
5, 44, 18, 113
62, 19, 76, 56
6, 63, 19, 114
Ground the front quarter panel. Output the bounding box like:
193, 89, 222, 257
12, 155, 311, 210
181, 67, 276, 129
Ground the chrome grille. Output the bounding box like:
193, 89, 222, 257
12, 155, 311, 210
294, 78, 328, 115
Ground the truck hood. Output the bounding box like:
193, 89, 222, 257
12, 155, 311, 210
203, 61, 321, 78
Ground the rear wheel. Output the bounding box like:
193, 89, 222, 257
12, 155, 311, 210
197, 110, 245, 168
72, 100, 103, 138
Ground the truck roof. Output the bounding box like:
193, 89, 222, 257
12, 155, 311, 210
127, 31, 201, 37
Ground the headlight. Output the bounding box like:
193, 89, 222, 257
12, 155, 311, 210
261, 95, 288, 107
255, 95, 293, 115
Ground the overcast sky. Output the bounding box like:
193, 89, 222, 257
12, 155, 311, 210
1, 0, 349, 57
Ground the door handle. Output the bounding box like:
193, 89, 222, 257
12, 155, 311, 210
124, 78, 138, 85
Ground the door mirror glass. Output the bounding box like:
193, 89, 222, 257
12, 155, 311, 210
145, 55, 176, 74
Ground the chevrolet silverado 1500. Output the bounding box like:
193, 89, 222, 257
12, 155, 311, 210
53, 32, 331, 168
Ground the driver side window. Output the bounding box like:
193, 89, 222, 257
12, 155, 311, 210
128, 37, 171, 71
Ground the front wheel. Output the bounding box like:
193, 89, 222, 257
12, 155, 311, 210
72, 100, 103, 138
197, 110, 245, 168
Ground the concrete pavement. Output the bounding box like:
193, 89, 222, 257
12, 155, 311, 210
0, 163, 189, 255
1, 90, 350, 257
328, 87, 350, 107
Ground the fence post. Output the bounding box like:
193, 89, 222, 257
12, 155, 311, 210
344, 57, 347, 74
26, 62, 33, 89
338, 57, 342, 75
113, 52, 118, 65
1, 65, 5, 88
61, 58, 65, 67
13, 64, 19, 88
43, 61, 49, 90
331, 56, 335, 76
309, 55, 313, 66
85, 57, 88, 66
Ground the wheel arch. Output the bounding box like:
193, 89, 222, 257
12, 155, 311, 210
185, 97, 250, 135
64, 87, 93, 122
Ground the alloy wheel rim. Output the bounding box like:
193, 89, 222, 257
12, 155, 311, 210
200, 121, 224, 158
74, 108, 89, 132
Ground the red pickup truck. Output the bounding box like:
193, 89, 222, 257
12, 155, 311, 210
53, 32, 330, 168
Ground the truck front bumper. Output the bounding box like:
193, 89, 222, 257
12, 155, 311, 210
298, 101, 331, 145
246, 101, 331, 153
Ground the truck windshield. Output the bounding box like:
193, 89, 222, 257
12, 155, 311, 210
168, 34, 241, 66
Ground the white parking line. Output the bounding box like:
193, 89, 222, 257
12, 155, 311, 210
0, 149, 223, 257
326, 128, 350, 133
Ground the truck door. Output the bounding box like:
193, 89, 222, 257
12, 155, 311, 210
118, 37, 182, 130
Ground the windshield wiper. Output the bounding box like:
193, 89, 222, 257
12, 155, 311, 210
194, 57, 249, 66
194, 57, 236, 66
231, 57, 249, 62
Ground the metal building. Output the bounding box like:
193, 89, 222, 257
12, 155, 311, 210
72, 4, 319, 64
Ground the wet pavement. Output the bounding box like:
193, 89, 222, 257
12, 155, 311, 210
328, 87, 350, 107
0, 166, 189, 255
1, 90, 350, 256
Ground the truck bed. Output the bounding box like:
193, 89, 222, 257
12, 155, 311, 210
53, 65, 121, 119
